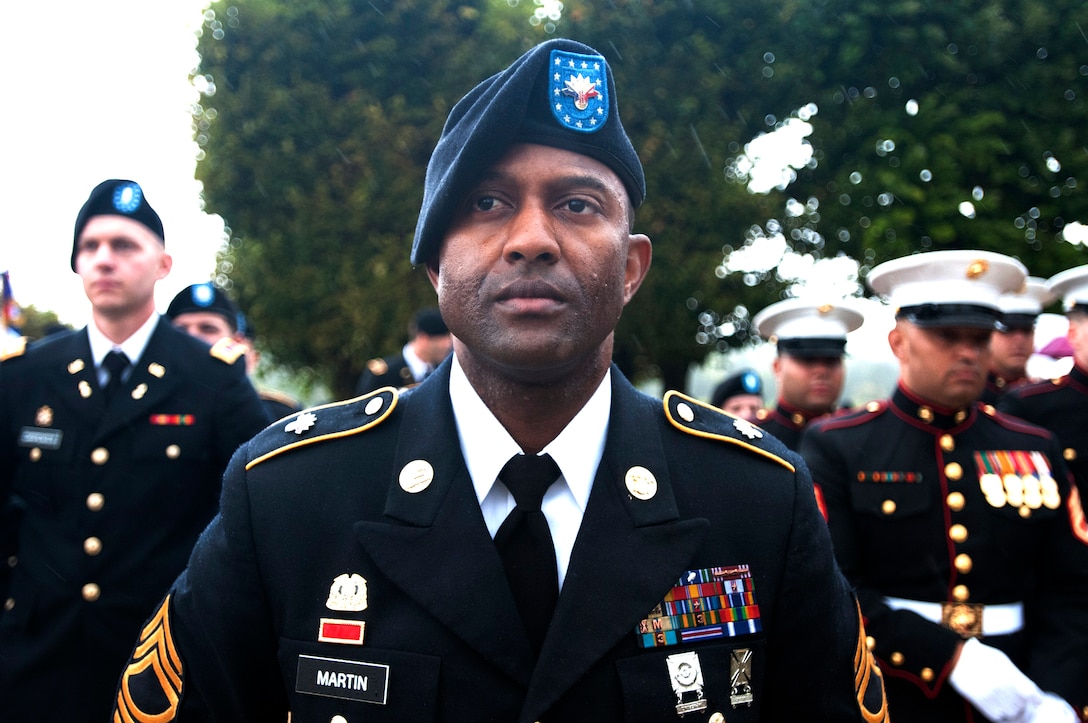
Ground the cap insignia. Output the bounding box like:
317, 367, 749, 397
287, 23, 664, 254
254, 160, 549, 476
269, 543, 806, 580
550, 49, 608, 133
112, 182, 144, 214
966, 259, 989, 279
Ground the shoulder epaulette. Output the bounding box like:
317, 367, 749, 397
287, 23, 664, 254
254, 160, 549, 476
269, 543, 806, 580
663, 390, 795, 473
0, 336, 27, 361
210, 337, 248, 365
245, 387, 398, 470
366, 357, 389, 375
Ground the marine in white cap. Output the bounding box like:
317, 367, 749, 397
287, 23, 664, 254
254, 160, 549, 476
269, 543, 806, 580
800, 250, 1088, 722
751, 298, 863, 450
982, 277, 1054, 404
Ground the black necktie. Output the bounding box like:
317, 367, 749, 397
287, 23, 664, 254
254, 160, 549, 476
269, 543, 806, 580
102, 350, 130, 403
495, 453, 561, 653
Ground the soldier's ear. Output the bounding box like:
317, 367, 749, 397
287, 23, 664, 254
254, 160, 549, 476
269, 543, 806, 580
887, 325, 906, 361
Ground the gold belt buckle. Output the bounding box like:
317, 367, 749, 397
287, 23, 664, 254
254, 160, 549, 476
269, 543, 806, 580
941, 602, 984, 638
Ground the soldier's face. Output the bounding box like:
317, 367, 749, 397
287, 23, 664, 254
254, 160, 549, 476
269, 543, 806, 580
989, 326, 1034, 378
172, 311, 236, 347
75, 216, 171, 319
890, 322, 991, 409
773, 354, 844, 414
428, 143, 651, 384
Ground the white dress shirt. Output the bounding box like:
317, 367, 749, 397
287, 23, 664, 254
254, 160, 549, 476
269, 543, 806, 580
87, 312, 160, 386
449, 355, 610, 589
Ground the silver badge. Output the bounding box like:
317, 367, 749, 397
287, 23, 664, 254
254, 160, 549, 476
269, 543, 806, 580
729, 647, 754, 708
285, 411, 317, 435
666, 651, 708, 716
326, 573, 368, 612
733, 418, 763, 440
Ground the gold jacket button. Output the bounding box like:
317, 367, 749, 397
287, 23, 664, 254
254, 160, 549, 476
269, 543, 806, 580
920, 667, 935, 681
954, 554, 973, 574
29, 447, 42, 462
946, 491, 965, 511
165, 444, 181, 459
3, 598, 13, 612
949, 524, 968, 543
90, 447, 109, 465
939, 434, 955, 452
83, 537, 103, 556
890, 651, 905, 666
82, 583, 101, 602
944, 462, 963, 481
952, 584, 970, 602
86, 493, 105, 511
881, 499, 897, 515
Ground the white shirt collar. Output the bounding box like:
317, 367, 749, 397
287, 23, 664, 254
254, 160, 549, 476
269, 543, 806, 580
449, 354, 611, 515
87, 312, 160, 368
402, 342, 430, 382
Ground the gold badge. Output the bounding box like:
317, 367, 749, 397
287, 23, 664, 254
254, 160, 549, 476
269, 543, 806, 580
966, 259, 989, 278
625, 466, 658, 500
326, 573, 368, 612
666, 651, 708, 716
399, 460, 434, 493
35, 406, 53, 426
68, 359, 85, 374
148, 363, 166, 378
79, 381, 93, 398
131, 383, 148, 400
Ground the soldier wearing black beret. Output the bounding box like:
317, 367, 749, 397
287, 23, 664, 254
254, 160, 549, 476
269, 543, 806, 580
800, 250, 1088, 721
0, 179, 271, 722
709, 367, 764, 421
355, 307, 452, 394
166, 283, 301, 421
114, 40, 886, 722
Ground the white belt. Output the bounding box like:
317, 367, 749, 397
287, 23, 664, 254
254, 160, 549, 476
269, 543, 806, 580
883, 597, 1024, 637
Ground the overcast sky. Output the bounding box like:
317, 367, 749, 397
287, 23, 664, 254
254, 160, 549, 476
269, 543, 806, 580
2, 0, 221, 324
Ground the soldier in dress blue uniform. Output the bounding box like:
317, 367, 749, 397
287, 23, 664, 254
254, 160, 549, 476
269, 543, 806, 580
751, 299, 863, 450
113, 39, 887, 722
166, 282, 301, 421
800, 250, 1088, 722
982, 277, 1053, 405
0, 179, 270, 723
355, 307, 452, 395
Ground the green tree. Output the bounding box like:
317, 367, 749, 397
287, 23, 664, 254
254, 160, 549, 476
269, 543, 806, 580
196, 0, 1088, 397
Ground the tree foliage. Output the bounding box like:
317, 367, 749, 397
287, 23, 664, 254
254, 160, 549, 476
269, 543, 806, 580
194, 0, 1088, 396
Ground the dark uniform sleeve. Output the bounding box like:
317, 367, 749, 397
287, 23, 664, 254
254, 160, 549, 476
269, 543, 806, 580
210, 351, 274, 457
113, 447, 288, 720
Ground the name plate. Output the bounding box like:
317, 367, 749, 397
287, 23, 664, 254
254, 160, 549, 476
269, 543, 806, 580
19, 427, 62, 449
296, 655, 389, 705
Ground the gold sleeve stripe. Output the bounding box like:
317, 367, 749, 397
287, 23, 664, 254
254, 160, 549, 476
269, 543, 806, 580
852, 601, 889, 723
245, 389, 399, 470
114, 595, 182, 723
663, 391, 796, 473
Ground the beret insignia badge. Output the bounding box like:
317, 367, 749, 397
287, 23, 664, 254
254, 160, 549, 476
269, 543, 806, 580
549, 48, 608, 133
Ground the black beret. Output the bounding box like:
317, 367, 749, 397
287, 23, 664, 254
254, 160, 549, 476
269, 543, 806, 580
165, 283, 241, 332
411, 38, 645, 266
72, 179, 164, 271
710, 369, 764, 409
413, 307, 449, 336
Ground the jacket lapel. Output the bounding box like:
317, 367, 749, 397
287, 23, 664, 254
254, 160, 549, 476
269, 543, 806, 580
92, 320, 183, 442
354, 363, 536, 686
522, 369, 708, 721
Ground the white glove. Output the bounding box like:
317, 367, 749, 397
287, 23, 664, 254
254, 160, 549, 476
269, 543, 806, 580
948, 638, 1042, 722
1027, 693, 1078, 723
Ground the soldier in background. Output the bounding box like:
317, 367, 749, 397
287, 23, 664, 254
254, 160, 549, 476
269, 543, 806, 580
355, 306, 452, 394
1001, 264, 1088, 503
0, 180, 269, 722
982, 277, 1053, 405
751, 298, 863, 450
166, 282, 300, 421
801, 250, 1087, 722
709, 367, 764, 421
